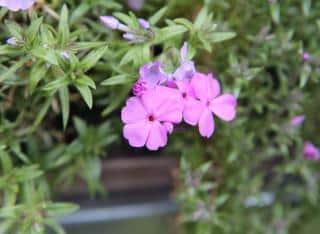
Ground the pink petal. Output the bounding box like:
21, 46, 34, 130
123, 121, 150, 148
142, 86, 183, 123
121, 97, 147, 124
210, 94, 237, 121
146, 122, 168, 151
198, 108, 215, 138
183, 97, 205, 126
190, 73, 220, 102
163, 122, 174, 134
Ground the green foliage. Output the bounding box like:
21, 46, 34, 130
0, 0, 319, 234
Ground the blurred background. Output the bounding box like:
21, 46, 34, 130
1, 0, 320, 234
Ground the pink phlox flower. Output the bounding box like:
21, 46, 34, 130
179, 73, 237, 138
0, 0, 35, 11
289, 115, 305, 127
303, 142, 320, 161
121, 85, 183, 150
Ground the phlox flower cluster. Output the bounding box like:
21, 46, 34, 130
121, 43, 237, 150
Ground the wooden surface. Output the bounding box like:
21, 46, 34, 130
58, 156, 179, 197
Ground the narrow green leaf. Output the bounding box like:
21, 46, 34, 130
154, 25, 188, 44
76, 84, 93, 108
149, 6, 168, 25
72, 42, 107, 51
28, 62, 47, 94
59, 87, 70, 129
5, 20, 23, 40
270, 3, 280, 24
210, 32, 236, 43
27, 17, 43, 43
59, 5, 70, 45
0, 57, 29, 83
31, 47, 58, 65
80, 46, 108, 72
32, 98, 52, 129
194, 7, 208, 29
76, 75, 96, 89
46, 203, 79, 217
101, 74, 132, 86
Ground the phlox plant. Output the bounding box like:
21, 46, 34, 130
0, 0, 320, 234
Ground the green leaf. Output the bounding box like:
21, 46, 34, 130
154, 25, 188, 44
270, 2, 280, 24
32, 98, 52, 129
27, 17, 43, 43
42, 78, 69, 94
113, 12, 135, 28
0, 150, 13, 173
72, 42, 107, 51
75, 84, 93, 108
119, 47, 139, 66
302, 0, 311, 16
210, 32, 236, 43
44, 219, 65, 234
75, 75, 96, 89
0, 57, 29, 83
5, 20, 23, 40
101, 74, 132, 86
73, 117, 87, 135
149, 6, 168, 25
70, 3, 90, 25
58, 5, 70, 45
0, 45, 21, 56
46, 202, 79, 217
174, 18, 194, 31
59, 87, 70, 129
30, 47, 58, 65
28, 62, 47, 94
194, 7, 208, 29
80, 46, 108, 72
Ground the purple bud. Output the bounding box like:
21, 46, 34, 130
100, 16, 120, 30
302, 52, 311, 62
303, 142, 320, 161
127, 0, 144, 11
289, 115, 305, 127
132, 80, 148, 96
268, 0, 275, 3
138, 18, 150, 29
6, 37, 18, 46
123, 33, 136, 41
60, 51, 70, 60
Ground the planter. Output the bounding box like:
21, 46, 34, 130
60, 200, 179, 234
58, 156, 180, 234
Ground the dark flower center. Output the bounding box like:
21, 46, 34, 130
148, 115, 155, 122
182, 92, 187, 98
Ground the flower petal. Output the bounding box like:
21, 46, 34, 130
183, 97, 205, 126
198, 108, 214, 138
123, 121, 150, 148
163, 122, 174, 134
139, 61, 168, 87
121, 97, 147, 124
146, 122, 168, 151
191, 73, 220, 101
142, 86, 183, 123
210, 94, 237, 121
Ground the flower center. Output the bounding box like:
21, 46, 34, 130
148, 115, 155, 122
182, 92, 187, 98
